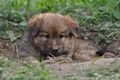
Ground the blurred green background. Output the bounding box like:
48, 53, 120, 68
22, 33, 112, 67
0, 0, 120, 43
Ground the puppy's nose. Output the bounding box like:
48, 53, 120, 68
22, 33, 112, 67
51, 47, 59, 52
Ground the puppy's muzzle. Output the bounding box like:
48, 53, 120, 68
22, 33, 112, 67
50, 47, 63, 54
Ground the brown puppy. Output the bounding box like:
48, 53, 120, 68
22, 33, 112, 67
18, 13, 115, 62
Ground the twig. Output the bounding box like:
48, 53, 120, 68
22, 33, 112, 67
49, 53, 56, 58
47, 56, 54, 61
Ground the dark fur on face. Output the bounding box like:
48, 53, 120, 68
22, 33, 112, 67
18, 13, 116, 62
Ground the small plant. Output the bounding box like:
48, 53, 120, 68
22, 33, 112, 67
0, 56, 54, 80
94, 25, 120, 44
76, 0, 120, 44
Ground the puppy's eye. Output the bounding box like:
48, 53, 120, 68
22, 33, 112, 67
59, 35, 68, 38
44, 35, 50, 38
40, 35, 50, 38
59, 35, 64, 38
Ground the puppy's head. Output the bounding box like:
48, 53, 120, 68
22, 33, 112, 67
28, 13, 79, 57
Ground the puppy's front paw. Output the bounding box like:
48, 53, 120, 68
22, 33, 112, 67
103, 52, 116, 58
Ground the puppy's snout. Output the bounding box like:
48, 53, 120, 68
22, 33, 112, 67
50, 47, 58, 52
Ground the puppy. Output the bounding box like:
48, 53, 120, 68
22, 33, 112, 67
18, 13, 115, 62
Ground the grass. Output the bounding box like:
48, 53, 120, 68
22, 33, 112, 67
1, 56, 120, 80
0, 0, 120, 43
0, 57, 54, 80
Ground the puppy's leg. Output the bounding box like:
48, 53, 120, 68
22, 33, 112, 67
18, 52, 40, 64
72, 49, 116, 62
18, 33, 40, 63
72, 50, 99, 61
71, 40, 100, 61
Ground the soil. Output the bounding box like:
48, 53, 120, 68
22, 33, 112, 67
45, 58, 120, 75
0, 38, 20, 58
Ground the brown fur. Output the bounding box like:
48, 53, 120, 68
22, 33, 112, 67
18, 13, 116, 62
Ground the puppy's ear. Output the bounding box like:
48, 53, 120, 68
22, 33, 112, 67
70, 27, 79, 38
28, 14, 43, 37
64, 15, 79, 38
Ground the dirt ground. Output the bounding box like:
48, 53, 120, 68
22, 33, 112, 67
45, 58, 120, 75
